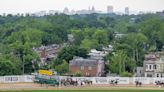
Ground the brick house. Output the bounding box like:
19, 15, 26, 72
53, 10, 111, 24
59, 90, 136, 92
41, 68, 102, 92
69, 57, 105, 77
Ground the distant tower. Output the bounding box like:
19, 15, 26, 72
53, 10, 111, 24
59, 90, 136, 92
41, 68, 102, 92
91, 6, 95, 12
125, 7, 129, 15
107, 5, 114, 14
63, 7, 69, 14
89, 6, 95, 13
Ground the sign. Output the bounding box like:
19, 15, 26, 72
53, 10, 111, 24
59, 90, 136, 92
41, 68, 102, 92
4, 76, 19, 83
38, 70, 53, 76
133, 77, 150, 84
117, 77, 129, 84
24, 75, 34, 82
95, 77, 108, 84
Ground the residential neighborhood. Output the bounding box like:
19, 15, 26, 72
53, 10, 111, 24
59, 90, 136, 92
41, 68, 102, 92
34, 44, 62, 66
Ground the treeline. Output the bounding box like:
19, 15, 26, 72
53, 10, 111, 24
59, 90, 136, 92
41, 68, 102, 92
0, 13, 164, 76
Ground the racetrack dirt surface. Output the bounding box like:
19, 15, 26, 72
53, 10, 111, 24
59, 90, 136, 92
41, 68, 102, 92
0, 83, 164, 91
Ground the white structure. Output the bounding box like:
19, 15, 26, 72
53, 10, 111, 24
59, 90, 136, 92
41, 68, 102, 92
144, 53, 164, 77
68, 34, 74, 42
125, 7, 129, 15
1, 75, 164, 85
63, 7, 69, 14
136, 67, 144, 77
107, 5, 114, 14
103, 45, 113, 52
88, 49, 108, 60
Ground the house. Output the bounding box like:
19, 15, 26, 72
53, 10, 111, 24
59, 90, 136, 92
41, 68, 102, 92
88, 49, 109, 59
34, 44, 62, 66
114, 32, 125, 38
67, 34, 74, 42
143, 52, 164, 77
69, 57, 105, 77
102, 45, 113, 52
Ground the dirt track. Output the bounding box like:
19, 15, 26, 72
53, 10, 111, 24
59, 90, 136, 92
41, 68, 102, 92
0, 83, 164, 91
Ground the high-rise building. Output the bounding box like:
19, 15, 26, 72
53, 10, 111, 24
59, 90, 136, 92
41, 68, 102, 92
91, 6, 95, 11
63, 7, 69, 14
107, 5, 114, 14
125, 7, 129, 15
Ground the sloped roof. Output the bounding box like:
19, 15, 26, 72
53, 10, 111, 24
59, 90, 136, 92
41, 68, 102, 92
69, 57, 101, 67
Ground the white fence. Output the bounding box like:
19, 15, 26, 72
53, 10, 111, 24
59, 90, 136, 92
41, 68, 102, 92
0, 75, 164, 84
0, 75, 34, 83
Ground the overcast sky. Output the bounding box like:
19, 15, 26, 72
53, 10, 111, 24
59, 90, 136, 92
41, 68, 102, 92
0, 0, 164, 14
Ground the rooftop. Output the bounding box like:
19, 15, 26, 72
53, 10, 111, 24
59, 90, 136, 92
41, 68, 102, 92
69, 57, 104, 67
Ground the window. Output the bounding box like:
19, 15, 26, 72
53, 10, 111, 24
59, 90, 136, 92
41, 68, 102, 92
146, 65, 148, 69
154, 65, 156, 69
157, 74, 159, 77
88, 66, 92, 70
147, 74, 152, 77
81, 66, 84, 70
85, 72, 88, 76
149, 65, 151, 70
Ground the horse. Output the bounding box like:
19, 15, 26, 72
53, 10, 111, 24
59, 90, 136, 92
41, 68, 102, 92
135, 80, 142, 87
60, 78, 78, 86
83, 80, 93, 85
109, 79, 119, 86
155, 80, 164, 87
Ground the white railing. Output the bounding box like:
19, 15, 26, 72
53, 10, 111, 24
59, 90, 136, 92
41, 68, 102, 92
0, 75, 164, 84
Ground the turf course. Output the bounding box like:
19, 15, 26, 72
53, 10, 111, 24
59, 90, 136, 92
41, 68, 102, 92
0, 90, 164, 92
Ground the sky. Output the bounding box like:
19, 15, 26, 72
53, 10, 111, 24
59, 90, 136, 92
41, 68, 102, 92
0, 0, 164, 14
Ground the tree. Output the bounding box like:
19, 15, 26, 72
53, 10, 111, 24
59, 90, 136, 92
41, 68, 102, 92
140, 17, 164, 51
55, 60, 69, 75
114, 21, 128, 33
92, 29, 108, 45
42, 33, 62, 45
71, 29, 84, 45
56, 45, 88, 64
0, 55, 21, 76
109, 50, 127, 74
80, 39, 98, 50
115, 33, 147, 66
5, 29, 42, 74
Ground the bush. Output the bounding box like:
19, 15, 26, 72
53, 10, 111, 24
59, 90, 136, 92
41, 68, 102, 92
75, 71, 82, 77
120, 71, 133, 77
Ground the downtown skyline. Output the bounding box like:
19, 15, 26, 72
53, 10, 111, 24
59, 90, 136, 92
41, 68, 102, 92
0, 0, 164, 14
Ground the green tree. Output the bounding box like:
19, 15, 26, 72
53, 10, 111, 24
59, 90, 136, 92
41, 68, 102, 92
80, 39, 98, 50
140, 17, 164, 51
71, 29, 84, 45
109, 50, 127, 74
92, 29, 108, 45
0, 55, 21, 76
5, 29, 42, 74
57, 46, 88, 63
115, 33, 147, 66
55, 60, 69, 75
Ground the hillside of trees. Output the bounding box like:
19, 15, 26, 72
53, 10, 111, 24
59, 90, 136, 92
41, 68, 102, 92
0, 13, 164, 76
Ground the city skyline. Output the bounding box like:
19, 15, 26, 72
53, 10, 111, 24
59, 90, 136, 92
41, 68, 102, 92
0, 0, 164, 14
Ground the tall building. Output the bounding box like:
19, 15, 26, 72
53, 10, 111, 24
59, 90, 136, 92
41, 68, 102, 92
91, 6, 95, 13
63, 7, 69, 14
107, 5, 114, 14
91, 6, 95, 11
125, 7, 129, 15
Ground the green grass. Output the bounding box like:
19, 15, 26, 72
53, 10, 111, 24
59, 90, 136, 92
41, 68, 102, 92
0, 90, 164, 92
